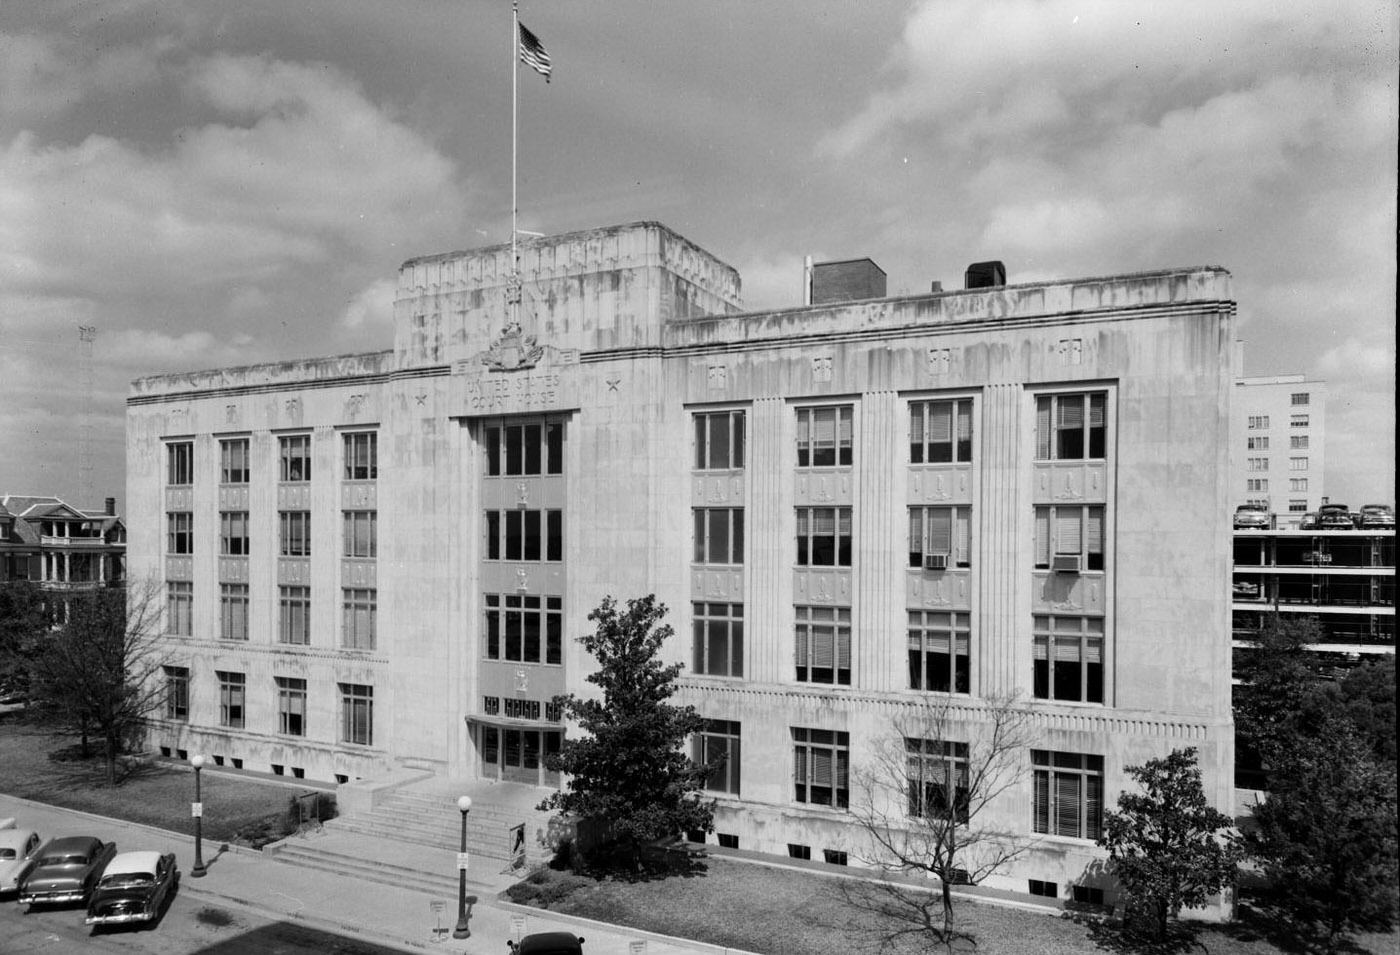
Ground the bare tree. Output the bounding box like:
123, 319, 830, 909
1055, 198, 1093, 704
33, 579, 169, 785
849, 693, 1035, 943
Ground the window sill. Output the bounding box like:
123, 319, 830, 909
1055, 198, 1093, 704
1033, 832, 1103, 848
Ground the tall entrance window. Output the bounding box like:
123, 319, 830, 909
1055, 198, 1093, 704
478, 725, 562, 787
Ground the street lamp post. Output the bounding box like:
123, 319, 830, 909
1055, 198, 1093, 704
189, 754, 207, 878
452, 795, 473, 938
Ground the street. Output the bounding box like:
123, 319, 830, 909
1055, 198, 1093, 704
6, 893, 427, 955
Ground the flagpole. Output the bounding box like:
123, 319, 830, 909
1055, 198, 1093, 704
510, 0, 521, 331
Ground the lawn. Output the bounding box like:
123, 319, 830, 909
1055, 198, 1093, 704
507, 858, 1400, 955
0, 709, 326, 846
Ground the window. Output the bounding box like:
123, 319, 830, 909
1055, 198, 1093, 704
220, 438, 250, 484
693, 602, 743, 677
1033, 506, 1105, 571
483, 419, 565, 476
910, 398, 973, 464
279, 586, 311, 645
280, 434, 312, 482
342, 511, 377, 558
906, 738, 969, 821
167, 581, 192, 636
220, 584, 249, 640
1035, 393, 1106, 460
695, 410, 745, 470
1290, 414, 1309, 428
796, 406, 853, 467
220, 511, 250, 556
1290, 435, 1309, 450
1290, 392, 1310, 406
908, 611, 970, 693
217, 671, 245, 728
796, 507, 852, 566
277, 677, 307, 736
1247, 458, 1269, 472
1246, 479, 1268, 492
1247, 415, 1270, 429
1290, 478, 1308, 493
342, 588, 377, 650
1247, 436, 1269, 450
343, 432, 378, 480
279, 511, 311, 556
909, 507, 972, 568
485, 509, 562, 562
164, 666, 189, 721
693, 508, 744, 565
340, 683, 374, 746
167, 512, 193, 555
793, 728, 849, 808
167, 442, 194, 485
795, 606, 851, 685
1288, 500, 1308, 513
1246, 498, 1270, 509
1033, 615, 1104, 703
1289, 457, 1309, 471
693, 719, 741, 795
1033, 751, 1103, 839
484, 594, 563, 664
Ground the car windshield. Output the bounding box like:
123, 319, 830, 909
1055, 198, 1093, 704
99, 872, 154, 888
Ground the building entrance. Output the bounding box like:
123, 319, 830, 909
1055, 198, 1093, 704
477, 724, 562, 787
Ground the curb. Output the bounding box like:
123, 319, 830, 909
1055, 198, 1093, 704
495, 898, 764, 955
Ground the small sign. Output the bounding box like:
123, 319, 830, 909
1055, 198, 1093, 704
456, 851, 471, 871
511, 915, 526, 938
190, 802, 203, 818
629, 942, 647, 955
430, 900, 445, 913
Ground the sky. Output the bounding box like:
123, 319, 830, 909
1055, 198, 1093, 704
1, 0, 1395, 514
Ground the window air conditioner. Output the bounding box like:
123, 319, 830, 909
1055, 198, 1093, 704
1052, 554, 1083, 573
923, 553, 949, 571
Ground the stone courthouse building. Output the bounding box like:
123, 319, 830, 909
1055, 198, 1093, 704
127, 221, 1236, 898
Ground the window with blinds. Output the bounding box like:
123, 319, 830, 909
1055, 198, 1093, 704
797, 406, 853, 467
220, 583, 249, 640
1033, 505, 1105, 571
167, 581, 193, 636
693, 719, 742, 795
339, 683, 373, 746
909, 399, 973, 463
693, 602, 743, 677
279, 586, 311, 645
343, 510, 377, 558
343, 431, 379, 480
280, 510, 311, 557
796, 507, 852, 566
1032, 615, 1104, 703
905, 738, 969, 821
280, 434, 312, 482
220, 438, 250, 484
1032, 751, 1103, 839
908, 611, 971, 693
795, 606, 851, 685
167, 441, 194, 486
909, 507, 972, 568
220, 511, 250, 556
793, 727, 850, 808
1035, 393, 1106, 460
342, 587, 377, 650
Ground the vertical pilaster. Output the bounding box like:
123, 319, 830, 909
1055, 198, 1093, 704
747, 397, 788, 683
856, 391, 902, 692
978, 383, 1025, 699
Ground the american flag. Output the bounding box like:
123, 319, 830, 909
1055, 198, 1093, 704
518, 22, 552, 82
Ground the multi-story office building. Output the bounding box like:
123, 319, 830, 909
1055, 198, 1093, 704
1232, 373, 1326, 524
126, 221, 1235, 900
0, 494, 126, 592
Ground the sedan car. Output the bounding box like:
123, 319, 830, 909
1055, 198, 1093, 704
1233, 504, 1272, 529
17, 835, 116, 907
0, 823, 43, 894
85, 851, 178, 928
1358, 504, 1395, 530
1316, 504, 1354, 530
510, 932, 586, 954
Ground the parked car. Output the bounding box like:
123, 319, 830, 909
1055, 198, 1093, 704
1233, 503, 1272, 529
509, 932, 586, 954
1298, 511, 1319, 529
84, 851, 178, 928
0, 822, 43, 895
1316, 504, 1354, 530
1357, 504, 1395, 530
17, 836, 117, 907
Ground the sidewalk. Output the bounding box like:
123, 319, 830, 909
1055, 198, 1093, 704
0, 793, 741, 955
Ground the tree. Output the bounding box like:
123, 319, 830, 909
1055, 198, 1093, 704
1334, 656, 1397, 764
1247, 717, 1399, 954
1233, 614, 1330, 771
33, 581, 169, 785
539, 595, 715, 866
0, 580, 50, 700
849, 693, 1033, 943
1098, 747, 1241, 941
